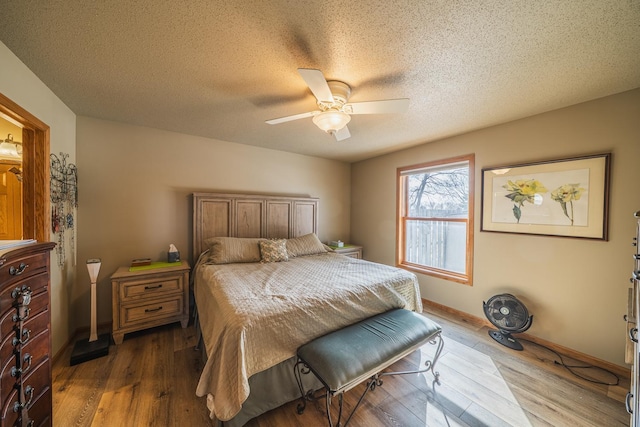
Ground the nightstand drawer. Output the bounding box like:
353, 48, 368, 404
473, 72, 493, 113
120, 295, 183, 327
120, 277, 182, 300
331, 245, 363, 259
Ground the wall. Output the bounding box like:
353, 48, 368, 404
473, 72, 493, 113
352, 88, 640, 367
75, 117, 351, 329
0, 41, 77, 357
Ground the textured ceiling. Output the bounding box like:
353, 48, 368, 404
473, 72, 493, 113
1, 1, 639, 162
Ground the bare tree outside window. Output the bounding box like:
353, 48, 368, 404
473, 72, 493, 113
408, 168, 469, 218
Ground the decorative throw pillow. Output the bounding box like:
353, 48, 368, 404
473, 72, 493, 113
206, 237, 264, 264
259, 239, 289, 263
286, 233, 327, 258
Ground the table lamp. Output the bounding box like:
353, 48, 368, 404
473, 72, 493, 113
70, 259, 110, 365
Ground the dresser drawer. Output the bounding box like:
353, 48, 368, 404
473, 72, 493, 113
0, 251, 49, 290
1, 358, 51, 426
119, 276, 183, 301
119, 295, 184, 328
0, 272, 49, 321
1, 278, 49, 341
23, 387, 51, 427
1, 326, 50, 405
0, 309, 49, 372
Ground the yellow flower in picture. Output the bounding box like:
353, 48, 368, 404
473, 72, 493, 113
551, 183, 585, 225
502, 179, 548, 223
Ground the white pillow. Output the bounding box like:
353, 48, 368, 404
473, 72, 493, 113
286, 233, 327, 258
205, 237, 264, 264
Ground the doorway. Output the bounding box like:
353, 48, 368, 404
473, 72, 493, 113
0, 92, 50, 242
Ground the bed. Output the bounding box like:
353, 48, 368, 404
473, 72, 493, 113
191, 192, 422, 426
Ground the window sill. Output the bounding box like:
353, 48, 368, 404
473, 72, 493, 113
398, 262, 472, 286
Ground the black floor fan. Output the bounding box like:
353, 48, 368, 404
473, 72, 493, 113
483, 293, 533, 351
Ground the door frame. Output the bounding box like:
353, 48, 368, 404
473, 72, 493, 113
0, 92, 50, 242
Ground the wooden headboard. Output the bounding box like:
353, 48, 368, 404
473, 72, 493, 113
192, 192, 319, 260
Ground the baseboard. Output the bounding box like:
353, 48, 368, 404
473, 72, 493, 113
422, 298, 631, 381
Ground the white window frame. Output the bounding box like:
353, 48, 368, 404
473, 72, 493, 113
396, 154, 474, 285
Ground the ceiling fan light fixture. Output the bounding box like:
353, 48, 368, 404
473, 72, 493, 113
312, 110, 351, 134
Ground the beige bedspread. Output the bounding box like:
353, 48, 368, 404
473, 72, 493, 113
194, 252, 422, 421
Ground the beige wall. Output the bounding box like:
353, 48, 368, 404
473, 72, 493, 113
0, 41, 77, 357
75, 117, 351, 328
352, 88, 640, 367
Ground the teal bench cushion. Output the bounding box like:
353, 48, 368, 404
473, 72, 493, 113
297, 308, 442, 393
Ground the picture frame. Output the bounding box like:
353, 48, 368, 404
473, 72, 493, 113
481, 153, 611, 240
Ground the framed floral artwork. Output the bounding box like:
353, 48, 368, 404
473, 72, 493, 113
481, 153, 611, 240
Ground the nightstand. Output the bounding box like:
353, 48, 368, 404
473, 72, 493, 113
330, 244, 363, 259
110, 261, 190, 344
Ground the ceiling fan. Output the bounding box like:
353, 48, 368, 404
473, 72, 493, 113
265, 68, 409, 141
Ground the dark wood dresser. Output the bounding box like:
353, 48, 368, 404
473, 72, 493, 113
0, 242, 55, 427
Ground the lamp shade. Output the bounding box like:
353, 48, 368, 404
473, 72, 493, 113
312, 110, 351, 134
87, 258, 101, 283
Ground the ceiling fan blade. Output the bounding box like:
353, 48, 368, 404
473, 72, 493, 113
333, 126, 351, 141
265, 111, 318, 125
344, 98, 409, 115
298, 68, 334, 103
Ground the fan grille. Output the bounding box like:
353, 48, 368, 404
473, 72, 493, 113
483, 294, 531, 333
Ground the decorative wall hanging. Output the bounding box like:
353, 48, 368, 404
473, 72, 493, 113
50, 152, 78, 266
481, 153, 611, 240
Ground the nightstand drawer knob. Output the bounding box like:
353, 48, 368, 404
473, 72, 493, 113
145, 306, 163, 313
144, 284, 163, 290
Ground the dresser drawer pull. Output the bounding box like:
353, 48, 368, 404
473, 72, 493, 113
630, 327, 638, 343
626, 391, 634, 414
12, 385, 34, 412
144, 284, 163, 290
11, 353, 32, 378
9, 262, 28, 276
12, 329, 30, 346
13, 307, 30, 322
145, 306, 163, 313
22, 353, 32, 371
11, 366, 20, 378
11, 286, 32, 305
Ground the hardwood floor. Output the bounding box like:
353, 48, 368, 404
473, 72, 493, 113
52, 305, 630, 426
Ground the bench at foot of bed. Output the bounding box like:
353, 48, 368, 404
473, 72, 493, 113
294, 308, 444, 427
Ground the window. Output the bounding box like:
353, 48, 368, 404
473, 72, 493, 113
397, 154, 474, 285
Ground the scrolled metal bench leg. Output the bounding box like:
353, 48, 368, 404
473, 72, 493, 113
428, 332, 445, 384
341, 375, 382, 427
378, 331, 445, 382
326, 392, 334, 427
294, 358, 311, 414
